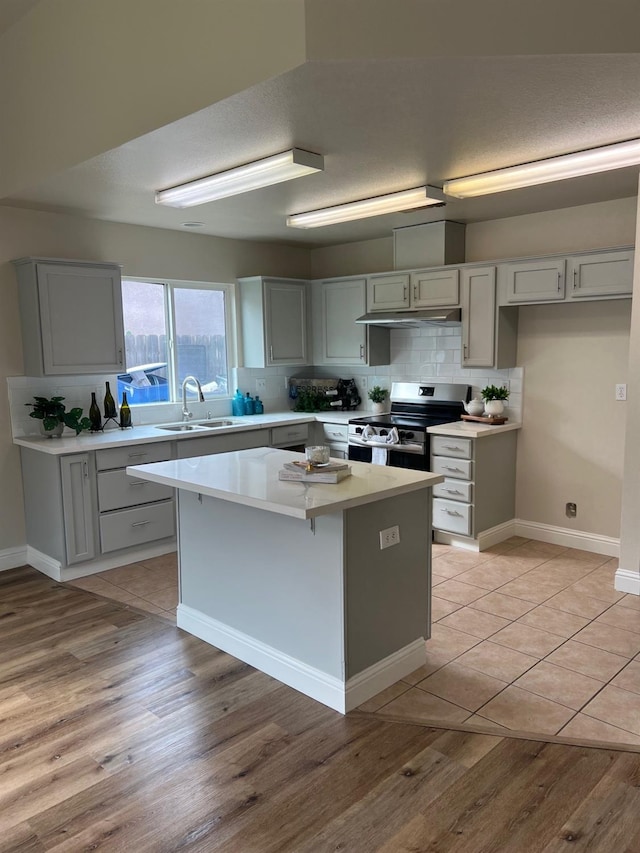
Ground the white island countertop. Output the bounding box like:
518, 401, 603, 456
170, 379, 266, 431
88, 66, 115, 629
128, 447, 444, 520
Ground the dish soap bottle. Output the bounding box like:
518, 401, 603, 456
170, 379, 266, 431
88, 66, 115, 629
243, 392, 255, 415
254, 395, 264, 415
232, 389, 244, 417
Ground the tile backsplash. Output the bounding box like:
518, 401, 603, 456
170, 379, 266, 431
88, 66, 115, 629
8, 325, 522, 437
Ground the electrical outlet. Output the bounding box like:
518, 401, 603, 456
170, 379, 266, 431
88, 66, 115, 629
615, 383, 627, 401
379, 525, 400, 549
255, 378, 267, 393
566, 502, 577, 518
500, 380, 510, 393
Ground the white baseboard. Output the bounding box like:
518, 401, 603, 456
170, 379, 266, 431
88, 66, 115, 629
434, 520, 516, 552
25, 541, 177, 583
615, 568, 640, 595
514, 519, 619, 558
177, 604, 426, 714
0, 546, 28, 572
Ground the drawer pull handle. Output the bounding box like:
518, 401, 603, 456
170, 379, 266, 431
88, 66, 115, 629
128, 452, 148, 459
129, 481, 146, 487
444, 445, 463, 451
445, 489, 463, 495
443, 466, 463, 472
444, 509, 463, 517
131, 520, 151, 527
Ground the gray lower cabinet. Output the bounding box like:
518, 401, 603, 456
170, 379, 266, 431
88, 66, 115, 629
61, 454, 95, 564
176, 429, 266, 459
95, 442, 175, 555
431, 431, 516, 544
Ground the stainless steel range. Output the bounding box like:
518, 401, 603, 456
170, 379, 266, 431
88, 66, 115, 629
348, 382, 471, 470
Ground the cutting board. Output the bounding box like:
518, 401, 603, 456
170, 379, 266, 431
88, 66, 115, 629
461, 414, 508, 425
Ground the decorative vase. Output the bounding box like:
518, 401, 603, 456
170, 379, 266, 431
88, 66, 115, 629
484, 400, 505, 417
371, 401, 386, 414
39, 421, 64, 439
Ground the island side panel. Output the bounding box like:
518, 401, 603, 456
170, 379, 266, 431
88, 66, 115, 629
344, 490, 432, 678
176, 490, 346, 679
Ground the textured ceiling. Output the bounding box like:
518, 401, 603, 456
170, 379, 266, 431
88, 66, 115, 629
5, 53, 640, 247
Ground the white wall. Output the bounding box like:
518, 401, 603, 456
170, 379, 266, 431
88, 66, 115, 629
0, 205, 310, 554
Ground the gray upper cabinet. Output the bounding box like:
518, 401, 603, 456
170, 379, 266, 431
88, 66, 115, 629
367, 273, 410, 311
503, 258, 566, 303
367, 269, 459, 311
13, 258, 125, 375
567, 250, 634, 299
461, 266, 497, 368
313, 277, 390, 366
238, 276, 310, 367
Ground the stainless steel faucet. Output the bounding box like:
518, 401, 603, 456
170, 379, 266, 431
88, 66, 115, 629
181, 375, 205, 421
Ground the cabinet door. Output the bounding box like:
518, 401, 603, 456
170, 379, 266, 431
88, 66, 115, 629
411, 269, 460, 308
60, 454, 95, 565
264, 280, 309, 366
367, 274, 410, 311
37, 263, 125, 373
568, 250, 634, 298
461, 267, 496, 368
504, 258, 565, 303
320, 278, 368, 365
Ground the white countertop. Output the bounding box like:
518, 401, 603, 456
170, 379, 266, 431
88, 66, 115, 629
127, 447, 444, 520
14, 410, 365, 455
427, 420, 521, 438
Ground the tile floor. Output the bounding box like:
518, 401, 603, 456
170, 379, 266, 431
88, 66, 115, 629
67, 537, 640, 750
360, 537, 640, 750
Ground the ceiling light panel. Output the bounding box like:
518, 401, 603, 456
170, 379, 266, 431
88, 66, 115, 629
156, 148, 324, 208
443, 138, 640, 198
287, 186, 445, 229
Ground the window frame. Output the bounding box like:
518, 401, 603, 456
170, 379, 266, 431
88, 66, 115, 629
120, 276, 237, 406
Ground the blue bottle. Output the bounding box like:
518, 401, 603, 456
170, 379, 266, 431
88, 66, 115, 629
243, 392, 255, 415
232, 389, 244, 417
254, 395, 264, 415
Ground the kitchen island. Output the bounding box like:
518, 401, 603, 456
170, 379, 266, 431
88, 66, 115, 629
128, 447, 443, 713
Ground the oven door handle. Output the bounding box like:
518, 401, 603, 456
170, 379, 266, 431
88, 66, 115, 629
348, 436, 423, 453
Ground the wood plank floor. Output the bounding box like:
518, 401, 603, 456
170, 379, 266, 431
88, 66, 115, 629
2, 566, 640, 852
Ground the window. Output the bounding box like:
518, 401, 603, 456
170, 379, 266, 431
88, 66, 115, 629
117, 278, 233, 406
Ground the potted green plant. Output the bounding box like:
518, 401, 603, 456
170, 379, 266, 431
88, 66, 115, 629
480, 384, 509, 417
25, 396, 91, 438
368, 385, 388, 413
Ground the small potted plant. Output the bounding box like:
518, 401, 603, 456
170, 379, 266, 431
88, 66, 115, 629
480, 384, 509, 417
25, 396, 91, 438
368, 385, 388, 414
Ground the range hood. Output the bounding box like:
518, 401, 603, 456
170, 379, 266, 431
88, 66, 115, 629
355, 308, 461, 328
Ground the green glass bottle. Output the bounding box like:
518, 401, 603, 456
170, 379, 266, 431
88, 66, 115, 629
104, 381, 117, 418
119, 392, 132, 428
89, 392, 102, 431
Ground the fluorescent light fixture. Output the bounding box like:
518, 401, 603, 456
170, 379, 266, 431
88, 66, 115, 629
287, 186, 445, 229
443, 138, 640, 198
156, 148, 324, 208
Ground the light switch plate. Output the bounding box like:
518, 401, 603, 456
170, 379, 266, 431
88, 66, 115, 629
255, 378, 267, 393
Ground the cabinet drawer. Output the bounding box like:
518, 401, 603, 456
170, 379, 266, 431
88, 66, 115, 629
271, 423, 309, 446
99, 500, 175, 553
96, 442, 172, 471
433, 498, 472, 536
433, 479, 473, 503
98, 469, 174, 512
431, 456, 473, 480
320, 423, 348, 443
431, 435, 472, 459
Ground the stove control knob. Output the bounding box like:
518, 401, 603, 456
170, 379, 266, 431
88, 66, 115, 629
379, 429, 388, 436
398, 430, 406, 439
405, 431, 414, 439
355, 427, 363, 434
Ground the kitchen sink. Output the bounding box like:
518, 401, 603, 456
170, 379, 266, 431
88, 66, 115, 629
155, 423, 210, 432
154, 419, 246, 432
